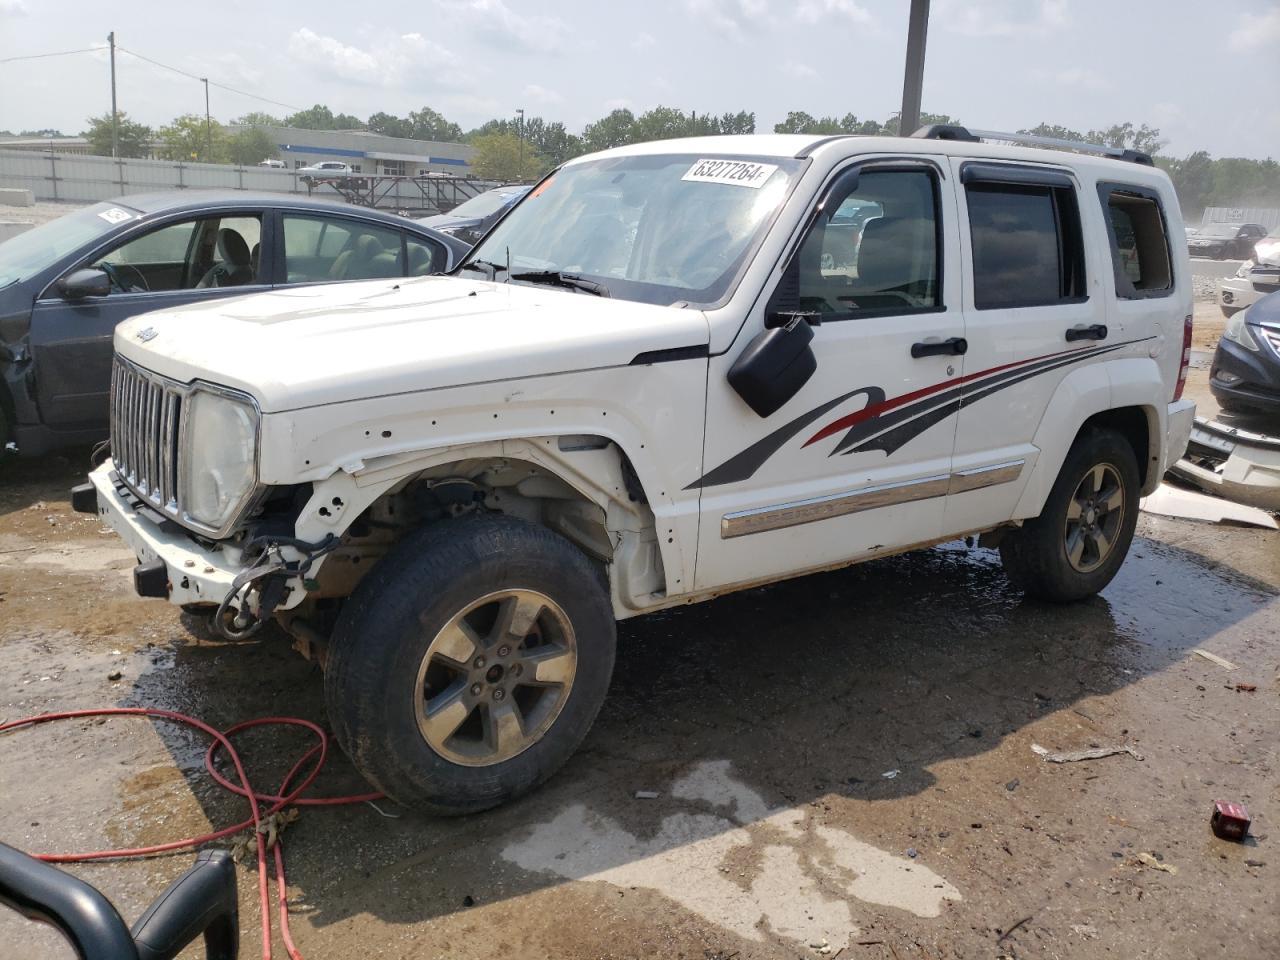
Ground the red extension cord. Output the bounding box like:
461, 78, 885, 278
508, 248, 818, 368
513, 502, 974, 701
0, 707, 383, 960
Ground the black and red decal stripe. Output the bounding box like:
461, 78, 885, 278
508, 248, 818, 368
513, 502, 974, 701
686, 339, 1149, 490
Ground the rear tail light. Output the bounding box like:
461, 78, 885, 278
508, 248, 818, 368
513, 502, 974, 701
1173, 313, 1193, 401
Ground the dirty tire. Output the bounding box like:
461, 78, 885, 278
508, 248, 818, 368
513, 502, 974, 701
999, 427, 1140, 603
324, 514, 616, 815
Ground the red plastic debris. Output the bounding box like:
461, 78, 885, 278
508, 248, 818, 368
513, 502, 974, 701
1210, 800, 1251, 841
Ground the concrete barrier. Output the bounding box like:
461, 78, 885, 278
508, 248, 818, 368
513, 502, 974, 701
0, 187, 34, 207
0, 220, 34, 242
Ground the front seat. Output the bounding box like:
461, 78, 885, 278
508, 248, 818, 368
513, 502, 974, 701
196, 229, 253, 288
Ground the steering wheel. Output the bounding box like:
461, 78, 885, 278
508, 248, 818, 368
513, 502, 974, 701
97, 261, 134, 293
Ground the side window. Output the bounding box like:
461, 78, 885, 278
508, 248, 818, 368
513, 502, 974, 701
792, 168, 940, 317
282, 215, 405, 283
90, 214, 262, 293
92, 220, 197, 293
406, 235, 441, 276
1099, 186, 1171, 298
966, 182, 1085, 309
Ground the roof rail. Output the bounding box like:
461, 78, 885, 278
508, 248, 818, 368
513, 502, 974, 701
910, 124, 1154, 166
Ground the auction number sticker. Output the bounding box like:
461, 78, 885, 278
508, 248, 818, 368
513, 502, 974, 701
682, 159, 778, 188
97, 207, 134, 224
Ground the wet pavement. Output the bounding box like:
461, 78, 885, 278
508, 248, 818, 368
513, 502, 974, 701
2, 429, 1277, 959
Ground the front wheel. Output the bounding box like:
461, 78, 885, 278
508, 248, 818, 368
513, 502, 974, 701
999, 428, 1140, 602
324, 515, 616, 814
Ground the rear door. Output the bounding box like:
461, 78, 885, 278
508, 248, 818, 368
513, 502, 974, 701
694, 158, 965, 591
29, 209, 270, 431
943, 159, 1108, 534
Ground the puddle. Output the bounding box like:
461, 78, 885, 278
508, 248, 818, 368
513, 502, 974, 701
502, 760, 960, 947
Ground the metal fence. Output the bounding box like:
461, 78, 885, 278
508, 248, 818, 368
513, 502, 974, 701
0, 150, 496, 215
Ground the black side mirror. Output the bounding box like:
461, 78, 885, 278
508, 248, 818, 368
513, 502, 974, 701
0, 842, 239, 960
728, 315, 817, 418
57, 268, 112, 300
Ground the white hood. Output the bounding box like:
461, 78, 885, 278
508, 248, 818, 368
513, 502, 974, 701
114, 275, 710, 412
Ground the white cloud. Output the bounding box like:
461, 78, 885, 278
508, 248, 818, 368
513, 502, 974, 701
784, 61, 818, 80
287, 28, 458, 87
631, 32, 656, 51
0, 0, 28, 15
798, 0, 871, 25
1230, 7, 1280, 50
935, 0, 1070, 37
522, 83, 563, 105
436, 0, 568, 54
686, 0, 770, 39
1032, 65, 1104, 90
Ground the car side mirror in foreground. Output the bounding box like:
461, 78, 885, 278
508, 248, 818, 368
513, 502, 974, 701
728, 314, 818, 418
0, 842, 239, 960
57, 268, 112, 300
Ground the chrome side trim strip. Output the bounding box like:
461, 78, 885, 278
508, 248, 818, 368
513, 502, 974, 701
946, 459, 1026, 495
721, 474, 951, 539
720, 459, 1025, 539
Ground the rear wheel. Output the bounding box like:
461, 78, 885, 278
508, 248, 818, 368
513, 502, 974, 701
1000, 428, 1140, 602
324, 514, 616, 814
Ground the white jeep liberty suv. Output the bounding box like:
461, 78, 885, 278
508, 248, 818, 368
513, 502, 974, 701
80, 126, 1196, 813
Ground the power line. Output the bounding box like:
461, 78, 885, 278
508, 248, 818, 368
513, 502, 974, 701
115, 45, 303, 113
0, 47, 100, 64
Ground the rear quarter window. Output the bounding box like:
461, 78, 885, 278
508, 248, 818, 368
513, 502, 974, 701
1097, 184, 1173, 299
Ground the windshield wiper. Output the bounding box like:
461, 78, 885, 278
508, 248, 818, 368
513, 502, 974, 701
459, 259, 508, 280
510, 270, 610, 297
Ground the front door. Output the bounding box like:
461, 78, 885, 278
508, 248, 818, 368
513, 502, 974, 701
693, 159, 965, 591
29, 212, 268, 431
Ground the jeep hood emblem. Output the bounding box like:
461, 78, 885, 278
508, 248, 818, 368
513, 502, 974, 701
136, 327, 158, 342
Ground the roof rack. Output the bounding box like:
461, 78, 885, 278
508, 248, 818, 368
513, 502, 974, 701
911, 124, 1154, 166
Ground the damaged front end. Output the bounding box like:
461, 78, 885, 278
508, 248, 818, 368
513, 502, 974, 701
1170, 418, 1280, 514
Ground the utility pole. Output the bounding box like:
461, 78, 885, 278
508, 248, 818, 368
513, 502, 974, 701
108, 31, 119, 158
516, 107, 524, 175
198, 78, 211, 162
899, 0, 930, 136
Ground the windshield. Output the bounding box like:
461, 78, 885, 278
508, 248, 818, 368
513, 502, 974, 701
0, 201, 139, 288
447, 186, 530, 220
465, 153, 802, 306
1198, 223, 1239, 238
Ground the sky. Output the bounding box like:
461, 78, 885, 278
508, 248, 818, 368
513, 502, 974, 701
1, 0, 1278, 159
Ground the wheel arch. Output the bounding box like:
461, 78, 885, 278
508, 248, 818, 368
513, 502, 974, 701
1013, 360, 1165, 519
285, 434, 686, 621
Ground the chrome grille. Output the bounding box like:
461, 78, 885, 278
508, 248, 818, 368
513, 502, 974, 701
110, 357, 183, 517
1263, 326, 1280, 357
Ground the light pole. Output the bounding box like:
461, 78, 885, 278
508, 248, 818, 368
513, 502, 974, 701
108, 31, 119, 158
202, 77, 212, 161
516, 108, 524, 175
899, 0, 930, 136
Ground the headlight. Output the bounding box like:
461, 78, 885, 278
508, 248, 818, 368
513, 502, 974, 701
181, 386, 259, 532
1223, 309, 1260, 352
1236, 261, 1254, 278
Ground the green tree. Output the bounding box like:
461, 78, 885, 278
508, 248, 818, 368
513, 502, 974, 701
367, 111, 413, 139
581, 108, 637, 152
157, 114, 227, 163
82, 112, 152, 158
283, 104, 362, 130
470, 132, 546, 180
1085, 122, 1165, 156
232, 111, 282, 127
408, 106, 463, 142
1018, 122, 1087, 141
227, 126, 277, 165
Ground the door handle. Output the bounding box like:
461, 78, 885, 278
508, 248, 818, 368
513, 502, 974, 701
911, 337, 967, 359
1065, 324, 1108, 343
